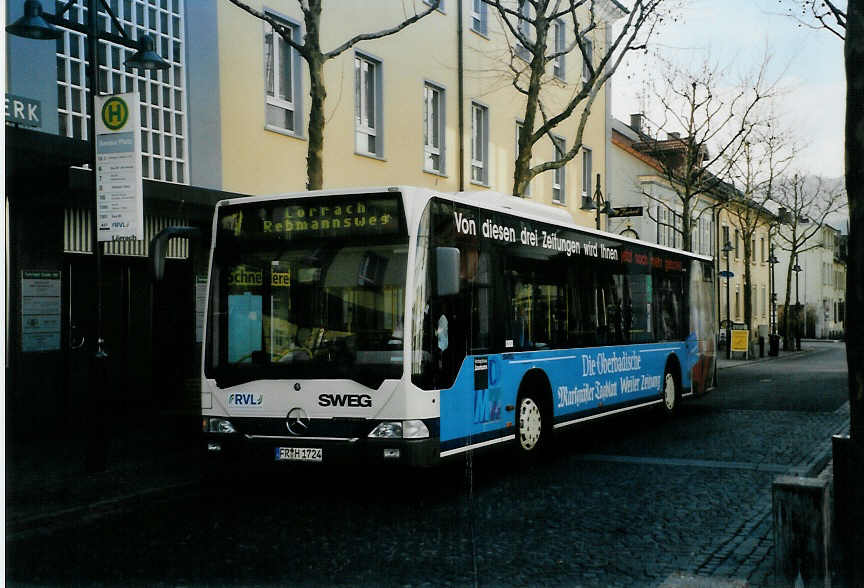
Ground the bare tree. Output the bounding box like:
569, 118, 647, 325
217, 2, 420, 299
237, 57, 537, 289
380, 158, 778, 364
226, 0, 440, 190
482, 0, 665, 197
772, 174, 844, 349
723, 124, 797, 333
779, 0, 847, 39
633, 55, 775, 252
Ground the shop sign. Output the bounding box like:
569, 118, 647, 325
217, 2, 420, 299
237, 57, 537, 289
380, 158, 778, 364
608, 206, 643, 218
5, 94, 41, 127
21, 270, 61, 352
95, 93, 143, 242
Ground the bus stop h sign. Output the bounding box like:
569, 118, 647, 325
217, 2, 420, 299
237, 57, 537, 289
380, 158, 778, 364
95, 93, 143, 242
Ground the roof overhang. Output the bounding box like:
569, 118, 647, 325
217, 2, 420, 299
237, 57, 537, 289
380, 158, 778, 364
5, 125, 89, 179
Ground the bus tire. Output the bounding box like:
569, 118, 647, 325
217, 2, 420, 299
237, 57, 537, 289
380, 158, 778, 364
515, 392, 546, 454
661, 362, 680, 417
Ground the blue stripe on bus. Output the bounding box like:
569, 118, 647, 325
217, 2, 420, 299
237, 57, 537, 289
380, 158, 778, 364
438, 340, 692, 452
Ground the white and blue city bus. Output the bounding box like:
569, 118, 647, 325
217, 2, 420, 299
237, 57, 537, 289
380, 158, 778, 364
201, 186, 717, 466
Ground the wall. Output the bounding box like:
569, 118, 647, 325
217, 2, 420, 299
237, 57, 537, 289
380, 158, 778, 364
213, 0, 610, 219
185, 1, 223, 190
717, 207, 771, 335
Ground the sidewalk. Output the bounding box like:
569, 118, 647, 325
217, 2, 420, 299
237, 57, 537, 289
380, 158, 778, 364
5, 413, 201, 539
716, 338, 839, 370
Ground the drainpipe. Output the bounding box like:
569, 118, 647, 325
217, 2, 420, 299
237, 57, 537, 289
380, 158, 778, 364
457, 0, 465, 191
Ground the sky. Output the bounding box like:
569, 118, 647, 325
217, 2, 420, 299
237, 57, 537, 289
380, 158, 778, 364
612, 0, 846, 179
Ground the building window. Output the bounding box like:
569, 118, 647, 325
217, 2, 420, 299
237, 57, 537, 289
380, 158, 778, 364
582, 37, 593, 82
735, 285, 740, 319
751, 238, 756, 263
55, 0, 188, 183
553, 20, 565, 79
671, 212, 680, 249
264, 15, 301, 135
355, 53, 382, 157
753, 285, 757, 316
516, 122, 531, 196
471, 102, 489, 184
700, 215, 713, 256
581, 146, 592, 200
762, 285, 768, 317
552, 135, 566, 203
471, 0, 487, 35
734, 229, 740, 259
760, 237, 765, 263
423, 82, 445, 174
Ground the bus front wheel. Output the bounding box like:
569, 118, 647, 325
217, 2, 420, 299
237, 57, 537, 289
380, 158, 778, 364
516, 394, 544, 452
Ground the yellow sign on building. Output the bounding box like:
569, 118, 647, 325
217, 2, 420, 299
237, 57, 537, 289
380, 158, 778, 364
730, 330, 749, 353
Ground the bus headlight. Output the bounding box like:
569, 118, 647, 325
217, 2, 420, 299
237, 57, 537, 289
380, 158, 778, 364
203, 417, 236, 434
369, 421, 402, 439
402, 420, 430, 439
368, 420, 429, 439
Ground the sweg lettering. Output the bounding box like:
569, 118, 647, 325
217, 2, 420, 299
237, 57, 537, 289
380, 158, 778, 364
318, 394, 372, 408
228, 393, 263, 406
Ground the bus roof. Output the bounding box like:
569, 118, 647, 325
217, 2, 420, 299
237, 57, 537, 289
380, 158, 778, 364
214, 186, 714, 263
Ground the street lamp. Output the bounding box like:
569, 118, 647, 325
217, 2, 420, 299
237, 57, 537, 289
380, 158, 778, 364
7, 0, 170, 472
768, 247, 779, 356
581, 173, 613, 230
721, 240, 734, 359
792, 257, 803, 351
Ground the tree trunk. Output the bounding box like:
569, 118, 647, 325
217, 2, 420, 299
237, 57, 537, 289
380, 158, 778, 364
846, 0, 864, 441
303, 2, 326, 191
511, 10, 548, 197
681, 201, 692, 252
306, 53, 326, 191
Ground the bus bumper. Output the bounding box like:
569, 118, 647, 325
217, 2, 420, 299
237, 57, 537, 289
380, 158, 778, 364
203, 434, 441, 468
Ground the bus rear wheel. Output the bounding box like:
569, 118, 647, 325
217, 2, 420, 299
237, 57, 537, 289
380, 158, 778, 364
662, 365, 680, 416
516, 394, 544, 452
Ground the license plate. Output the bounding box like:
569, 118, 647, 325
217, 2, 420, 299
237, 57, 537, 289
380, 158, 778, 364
275, 447, 323, 462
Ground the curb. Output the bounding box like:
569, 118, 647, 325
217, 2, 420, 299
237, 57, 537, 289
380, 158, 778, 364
717, 348, 812, 370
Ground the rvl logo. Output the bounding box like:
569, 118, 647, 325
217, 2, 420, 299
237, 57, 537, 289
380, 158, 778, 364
228, 393, 263, 406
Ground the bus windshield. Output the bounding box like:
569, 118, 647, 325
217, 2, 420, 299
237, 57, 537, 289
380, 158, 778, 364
206, 193, 408, 389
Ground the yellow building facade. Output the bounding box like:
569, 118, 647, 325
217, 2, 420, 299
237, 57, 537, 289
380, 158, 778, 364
214, 0, 616, 228
716, 206, 773, 338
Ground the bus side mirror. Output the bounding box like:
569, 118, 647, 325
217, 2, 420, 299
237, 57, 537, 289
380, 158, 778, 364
436, 247, 460, 296
151, 226, 201, 281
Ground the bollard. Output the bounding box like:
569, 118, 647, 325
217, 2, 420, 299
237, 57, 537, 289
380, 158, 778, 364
769, 334, 779, 356
772, 475, 831, 587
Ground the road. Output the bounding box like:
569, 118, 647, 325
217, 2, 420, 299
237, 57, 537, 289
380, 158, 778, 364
6, 343, 849, 587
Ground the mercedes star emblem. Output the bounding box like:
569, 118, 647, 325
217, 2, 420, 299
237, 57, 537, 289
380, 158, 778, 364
286, 407, 310, 436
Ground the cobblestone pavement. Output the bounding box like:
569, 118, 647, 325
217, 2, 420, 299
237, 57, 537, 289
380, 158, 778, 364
6, 343, 849, 587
